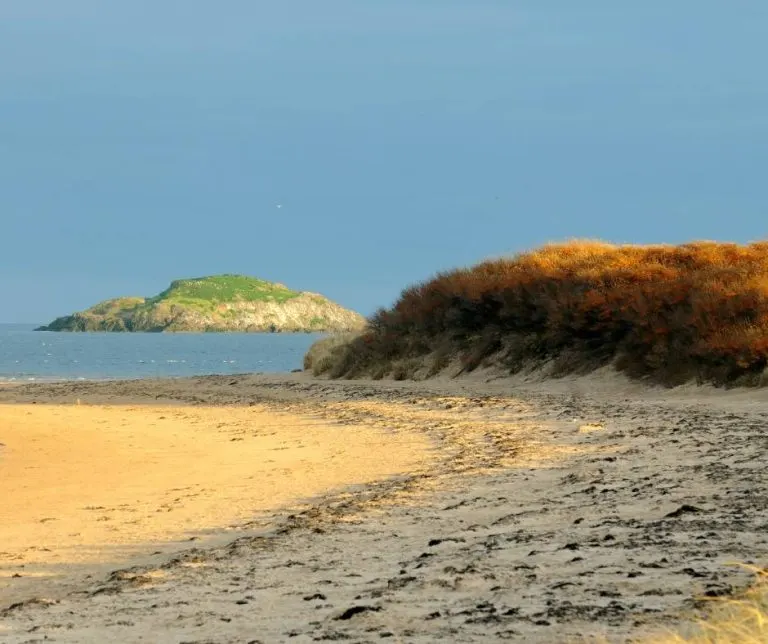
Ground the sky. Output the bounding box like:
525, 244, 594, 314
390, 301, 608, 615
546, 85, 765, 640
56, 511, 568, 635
2, 2, 767, 323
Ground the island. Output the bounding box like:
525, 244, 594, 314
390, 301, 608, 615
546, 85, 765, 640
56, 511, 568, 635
36, 274, 366, 333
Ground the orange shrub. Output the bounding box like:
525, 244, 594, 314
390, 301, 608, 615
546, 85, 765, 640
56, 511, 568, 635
328, 241, 768, 386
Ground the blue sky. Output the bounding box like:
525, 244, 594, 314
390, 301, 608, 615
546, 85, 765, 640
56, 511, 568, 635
2, 2, 767, 323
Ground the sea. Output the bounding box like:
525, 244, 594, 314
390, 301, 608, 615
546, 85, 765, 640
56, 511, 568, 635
0, 324, 325, 382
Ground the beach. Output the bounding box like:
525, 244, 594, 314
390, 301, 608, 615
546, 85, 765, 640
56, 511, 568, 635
0, 372, 766, 642
0, 400, 433, 610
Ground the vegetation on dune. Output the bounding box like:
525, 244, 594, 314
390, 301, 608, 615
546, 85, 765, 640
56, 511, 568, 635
304, 332, 363, 373
310, 240, 768, 386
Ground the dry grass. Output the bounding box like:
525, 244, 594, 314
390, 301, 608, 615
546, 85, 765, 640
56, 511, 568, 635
303, 332, 363, 375
643, 568, 768, 644
312, 240, 768, 386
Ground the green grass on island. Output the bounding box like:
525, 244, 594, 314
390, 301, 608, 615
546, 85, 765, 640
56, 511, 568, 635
86, 297, 146, 317
145, 275, 301, 314
38, 274, 364, 333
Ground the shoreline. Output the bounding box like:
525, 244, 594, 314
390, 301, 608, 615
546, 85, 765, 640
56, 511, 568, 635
0, 372, 766, 642
0, 370, 296, 387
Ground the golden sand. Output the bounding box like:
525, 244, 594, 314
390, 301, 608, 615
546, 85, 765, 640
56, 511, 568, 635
0, 403, 432, 603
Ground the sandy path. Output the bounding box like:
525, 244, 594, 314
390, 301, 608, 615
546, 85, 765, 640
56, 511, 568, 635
0, 373, 766, 642
0, 403, 434, 608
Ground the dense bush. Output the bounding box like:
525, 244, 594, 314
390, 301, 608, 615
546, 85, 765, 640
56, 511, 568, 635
313, 241, 768, 386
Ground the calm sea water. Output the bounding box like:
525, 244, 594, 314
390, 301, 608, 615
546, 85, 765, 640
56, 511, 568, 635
0, 324, 324, 382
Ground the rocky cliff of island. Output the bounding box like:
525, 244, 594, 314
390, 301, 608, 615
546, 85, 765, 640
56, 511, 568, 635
37, 275, 366, 333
